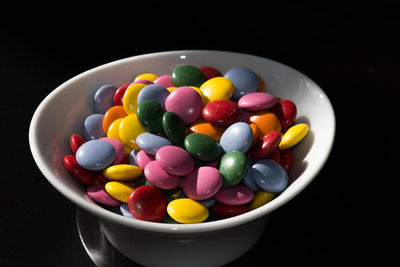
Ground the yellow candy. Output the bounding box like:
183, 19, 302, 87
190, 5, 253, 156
190, 86, 209, 105
103, 164, 143, 182
167, 198, 209, 224
119, 114, 147, 150
167, 86, 177, 93
123, 83, 147, 114
106, 118, 132, 155
105, 181, 135, 203
134, 73, 158, 82
279, 123, 309, 150
199, 77, 234, 103
249, 191, 276, 210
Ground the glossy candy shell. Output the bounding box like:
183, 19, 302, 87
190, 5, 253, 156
103, 164, 143, 182
238, 92, 277, 111
247, 131, 282, 160
219, 151, 248, 187
75, 139, 116, 171
251, 159, 288, 192
104, 181, 135, 203
70, 133, 85, 154
210, 203, 249, 218
136, 100, 165, 133
249, 111, 281, 136
156, 146, 195, 176
128, 185, 167, 222
199, 77, 234, 103
87, 184, 121, 206
119, 114, 148, 150
224, 67, 259, 99
144, 161, 182, 190
82, 114, 106, 140
136, 84, 170, 109
63, 155, 96, 185
162, 111, 187, 147
182, 166, 223, 200
202, 100, 241, 127
102, 105, 127, 134
165, 86, 203, 124
93, 84, 117, 114
184, 133, 222, 162
171, 65, 207, 87
122, 83, 147, 114
279, 123, 309, 150
214, 185, 254, 205
136, 133, 172, 155
167, 198, 209, 224
219, 122, 253, 153
189, 118, 225, 142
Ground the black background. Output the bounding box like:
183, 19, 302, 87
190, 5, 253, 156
2, 1, 399, 266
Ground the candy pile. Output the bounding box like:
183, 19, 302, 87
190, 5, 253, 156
63, 65, 309, 223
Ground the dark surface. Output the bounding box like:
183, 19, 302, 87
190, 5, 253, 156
2, 2, 399, 266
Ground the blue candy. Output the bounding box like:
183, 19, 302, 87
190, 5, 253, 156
136, 84, 170, 108
251, 159, 288, 192
219, 122, 253, 153
224, 67, 259, 99
128, 149, 139, 166
136, 132, 172, 155
120, 204, 135, 219
75, 139, 116, 171
82, 114, 106, 140
242, 159, 259, 191
93, 84, 117, 114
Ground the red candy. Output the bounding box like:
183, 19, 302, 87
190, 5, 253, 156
128, 185, 167, 222
63, 155, 96, 185
279, 149, 294, 172
210, 203, 249, 218
202, 100, 241, 127
113, 83, 130, 106
247, 131, 282, 160
70, 133, 86, 154
270, 99, 297, 131
199, 66, 222, 80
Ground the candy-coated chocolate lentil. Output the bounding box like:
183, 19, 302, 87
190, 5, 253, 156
182, 166, 222, 200
257, 75, 266, 92
167, 198, 209, 224
247, 131, 282, 160
210, 203, 249, 218
184, 133, 222, 162
134, 73, 158, 82
279, 123, 309, 150
136, 100, 165, 133
199, 77, 234, 103
165, 86, 203, 124
132, 79, 153, 86
105, 181, 135, 203
238, 92, 277, 111
249, 123, 260, 146
200, 197, 216, 208
202, 99, 241, 127
106, 118, 133, 155
82, 114, 106, 140
270, 99, 297, 130
144, 161, 182, 190
240, 110, 253, 123
215, 185, 254, 205
103, 164, 143, 182
133, 150, 155, 169
87, 183, 121, 206
242, 159, 259, 191
154, 74, 175, 88
199, 66, 222, 80
63, 155, 96, 185
93, 84, 117, 114
122, 83, 147, 114
268, 149, 280, 164
128, 185, 167, 222
219, 122, 253, 153
249, 110, 281, 136
136, 132, 172, 155
161, 111, 187, 147
113, 83, 130, 106
120, 203, 135, 218
189, 118, 225, 142
76, 139, 116, 171
70, 133, 85, 154
119, 114, 148, 150
102, 105, 127, 134
171, 65, 207, 87
136, 84, 170, 109
249, 190, 276, 210
224, 67, 259, 99
156, 146, 195, 176
252, 159, 288, 192
99, 137, 125, 164
190, 86, 209, 106
279, 149, 294, 172
219, 151, 248, 187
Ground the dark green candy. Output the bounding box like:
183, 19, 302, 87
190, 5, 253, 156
136, 100, 165, 133
171, 65, 207, 87
162, 111, 187, 147
184, 133, 222, 162
219, 151, 248, 187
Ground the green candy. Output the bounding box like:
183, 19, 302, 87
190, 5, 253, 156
219, 151, 248, 187
184, 133, 222, 162
171, 65, 207, 87
136, 100, 165, 133
162, 111, 187, 147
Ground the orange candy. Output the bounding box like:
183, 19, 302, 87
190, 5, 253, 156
249, 123, 260, 145
189, 118, 225, 142
249, 111, 281, 136
257, 75, 266, 92
103, 106, 127, 134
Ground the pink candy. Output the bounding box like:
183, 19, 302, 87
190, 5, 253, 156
87, 184, 121, 206
144, 161, 182, 190
156, 146, 194, 176
214, 185, 254, 205
238, 92, 277, 111
182, 166, 222, 200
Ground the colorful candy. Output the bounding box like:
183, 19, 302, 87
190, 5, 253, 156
63, 63, 310, 224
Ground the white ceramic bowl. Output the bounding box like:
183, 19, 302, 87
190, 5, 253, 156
29, 50, 335, 267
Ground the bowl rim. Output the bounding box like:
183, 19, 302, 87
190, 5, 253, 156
29, 50, 336, 234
